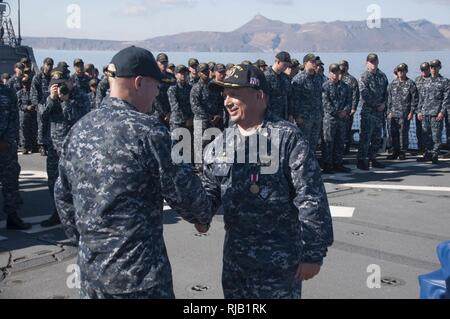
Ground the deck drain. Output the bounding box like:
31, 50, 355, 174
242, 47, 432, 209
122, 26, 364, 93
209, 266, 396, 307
381, 277, 405, 287
348, 231, 365, 237
191, 285, 209, 292
194, 233, 209, 237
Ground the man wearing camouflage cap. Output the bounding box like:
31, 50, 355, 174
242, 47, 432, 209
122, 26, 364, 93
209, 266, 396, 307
7, 62, 25, 93
264, 52, 294, 121
152, 53, 176, 127
31, 57, 54, 156
357, 53, 389, 170
71, 59, 90, 94
321, 64, 352, 174
54, 46, 214, 299
40, 64, 91, 227
386, 63, 419, 161
292, 53, 324, 151
168, 65, 193, 133
417, 59, 450, 164
200, 64, 333, 299
188, 58, 200, 86
414, 62, 431, 154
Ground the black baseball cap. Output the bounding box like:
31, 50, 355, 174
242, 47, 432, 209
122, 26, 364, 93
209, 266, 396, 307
340, 60, 349, 68
241, 60, 253, 65
43, 57, 54, 66
188, 58, 199, 68
315, 56, 324, 66
209, 64, 269, 94
197, 63, 210, 75
289, 59, 300, 68
157, 53, 169, 63
49, 66, 70, 86
214, 63, 226, 73
175, 64, 189, 74
303, 53, 316, 64
73, 58, 84, 66
15, 62, 25, 70
329, 63, 341, 73
430, 59, 442, 68
168, 63, 175, 69
208, 61, 216, 71
276, 51, 291, 63
255, 59, 268, 68
367, 53, 379, 63
108, 46, 166, 82
420, 62, 430, 72
396, 63, 408, 72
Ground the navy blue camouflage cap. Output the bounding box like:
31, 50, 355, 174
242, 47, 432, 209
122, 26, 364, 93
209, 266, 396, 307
188, 58, 199, 68
175, 64, 189, 74
214, 63, 226, 73
156, 53, 169, 63
209, 64, 270, 94
396, 63, 408, 72
275, 51, 291, 63
303, 53, 316, 64
430, 59, 442, 68
197, 63, 210, 74
367, 53, 379, 63
43, 57, 54, 66
73, 58, 84, 66
108, 46, 167, 83
254, 59, 267, 68
420, 62, 430, 71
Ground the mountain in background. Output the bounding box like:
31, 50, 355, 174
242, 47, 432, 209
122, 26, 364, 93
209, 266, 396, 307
23, 15, 450, 52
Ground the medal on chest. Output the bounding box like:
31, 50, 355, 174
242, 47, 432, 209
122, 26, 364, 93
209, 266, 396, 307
250, 173, 260, 194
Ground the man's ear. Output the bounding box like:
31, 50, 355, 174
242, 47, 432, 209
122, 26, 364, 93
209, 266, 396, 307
134, 76, 143, 90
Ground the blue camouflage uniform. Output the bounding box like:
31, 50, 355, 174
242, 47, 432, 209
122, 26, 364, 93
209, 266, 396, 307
357, 69, 389, 161
341, 73, 360, 146
95, 77, 110, 108
387, 78, 419, 155
168, 81, 193, 132
41, 87, 90, 214
152, 72, 176, 124
0, 83, 22, 217
264, 67, 294, 120
17, 87, 38, 151
31, 71, 52, 148
54, 97, 215, 299
201, 112, 333, 299
414, 75, 429, 152
6, 75, 22, 93
322, 80, 352, 167
418, 75, 450, 156
292, 72, 324, 150
70, 73, 91, 94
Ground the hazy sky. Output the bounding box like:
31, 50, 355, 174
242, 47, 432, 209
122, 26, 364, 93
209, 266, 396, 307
5, 0, 450, 40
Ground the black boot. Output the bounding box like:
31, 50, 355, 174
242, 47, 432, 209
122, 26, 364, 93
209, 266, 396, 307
7, 213, 32, 230
334, 165, 352, 173
432, 153, 439, 164
398, 152, 406, 161
322, 164, 335, 175
371, 159, 386, 169
386, 152, 399, 160
417, 152, 432, 162
40, 213, 61, 228
357, 160, 370, 171
442, 151, 450, 159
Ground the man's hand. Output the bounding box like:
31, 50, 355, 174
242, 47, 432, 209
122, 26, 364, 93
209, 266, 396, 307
164, 112, 171, 124
417, 113, 424, 122
377, 104, 385, 112
0, 140, 10, 153
288, 115, 295, 123
407, 112, 414, 121
195, 224, 210, 234
27, 105, 34, 112
295, 263, 321, 281
58, 87, 70, 102
338, 111, 348, 119
211, 115, 222, 127
50, 84, 59, 100
437, 112, 445, 122
185, 118, 193, 129
350, 109, 357, 116
387, 112, 393, 119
